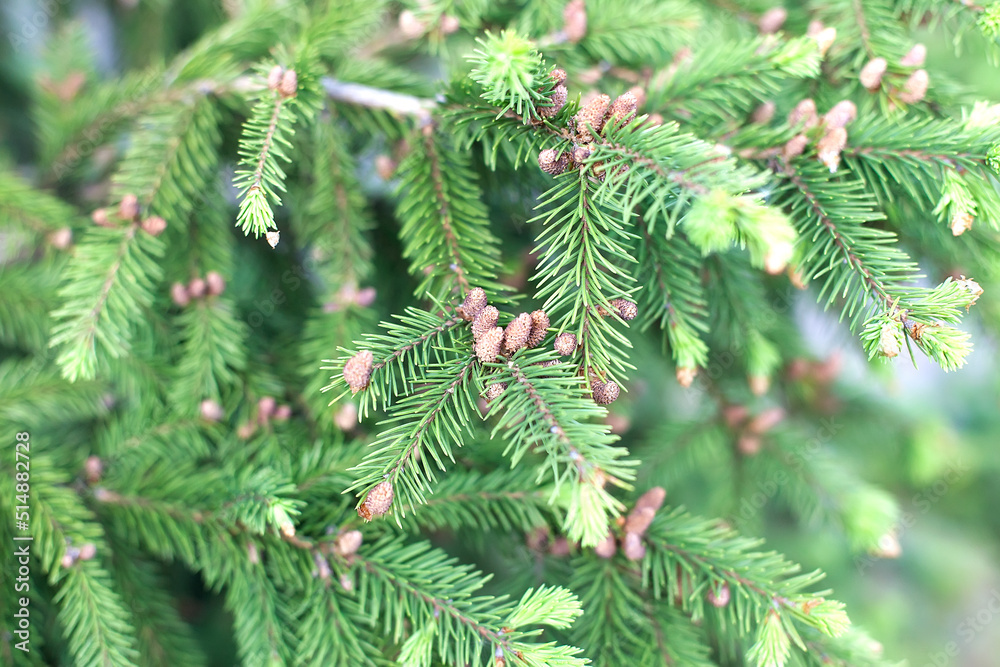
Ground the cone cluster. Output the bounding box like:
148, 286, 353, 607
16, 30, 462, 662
595, 487, 666, 561
535, 76, 642, 180
464, 288, 550, 362
171, 271, 226, 307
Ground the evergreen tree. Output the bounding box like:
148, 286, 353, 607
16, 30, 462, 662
2, 1, 1000, 666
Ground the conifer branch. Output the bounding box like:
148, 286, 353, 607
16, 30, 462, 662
50, 224, 165, 381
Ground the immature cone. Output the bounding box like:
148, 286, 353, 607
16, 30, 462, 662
823, 100, 857, 129
608, 92, 638, 128
751, 101, 776, 124
539, 84, 568, 119
266, 230, 280, 248
950, 212, 974, 236
457, 287, 488, 321
273, 404, 291, 421
526, 310, 550, 348
860, 57, 887, 91
343, 350, 374, 393
898, 69, 929, 104
553, 332, 577, 356
634, 486, 666, 514
538, 148, 569, 175
609, 298, 637, 321
708, 582, 731, 607
78, 543, 97, 561
84, 456, 103, 484
676, 366, 698, 388
782, 134, 808, 161
206, 270, 226, 296
358, 480, 393, 521
622, 532, 646, 561
817, 127, 848, 173
878, 321, 901, 358
92, 208, 112, 227
624, 506, 656, 536
592, 380, 620, 405
440, 14, 460, 34
758, 7, 787, 34
334, 529, 363, 557
398, 10, 425, 38
170, 282, 191, 307
812, 26, 837, 56
278, 69, 298, 98
141, 215, 166, 236
476, 326, 504, 363
503, 313, 533, 354
594, 532, 617, 558
563, 0, 587, 43
484, 382, 507, 402
267, 65, 283, 91
788, 98, 818, 129
200, 399, 224, 422
187, 277, 207, 299
747, 407, 785, 434
375, 154, 397, 180
472, 305, 499, 341
575, 94, 611, 141
118, 194, 139, 220
901, 43, 926, 67
550, 68, 567, 87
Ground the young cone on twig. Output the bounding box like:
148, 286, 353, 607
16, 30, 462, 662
472, 305, 499, 341
458, 287, 488, 321
358, 480, 393, 521
592, 379, 620, 405
503, 313, 533, 354
526, 310, 550, 348
554, 332, 577, 356
476, 326, 504, 363
344, 350, 374, 393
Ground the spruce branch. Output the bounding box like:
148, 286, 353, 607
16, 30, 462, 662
776, 161, 977, 369
396, 124, 506, 300
346, 353, 480, 520
531, 172, 637, 383
488, 353, 636, 547
234, 64, 302, 240
49, 224, 165, 382
356, 536, 587, 666
322, 305, 465, 415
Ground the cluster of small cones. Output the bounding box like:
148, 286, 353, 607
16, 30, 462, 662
536, 70, 644, 181
459, 288, 551, 364
595, 486, 666, 561
92, 194, 166, 237
858, 44, 929, 105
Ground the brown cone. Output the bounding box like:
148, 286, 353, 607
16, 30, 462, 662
539, 84, 568, 119
527, 310, 550, 348
472, 306, 499, 341
592, 380, 620, 405
343, 350, 374, 393
608, 92, 638, 128
554, 332, 577, 356
484, 382, 507, 402
503, 313, 533, 354
358, 480, 393, 520
575, 94, 610, 141
609, 298, 637, 321
476, 326, 504, 363
458, 287, 488, 321
538, 148, 569, 175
